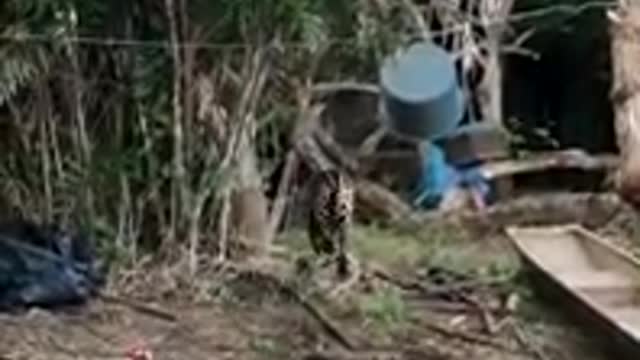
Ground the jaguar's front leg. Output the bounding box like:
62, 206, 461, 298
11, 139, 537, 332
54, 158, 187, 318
328, 252, 361, 299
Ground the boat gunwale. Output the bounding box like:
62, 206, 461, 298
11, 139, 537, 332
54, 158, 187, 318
506, 223, 640, 344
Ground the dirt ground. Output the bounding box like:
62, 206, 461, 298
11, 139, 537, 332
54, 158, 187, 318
0, 192, 636, 360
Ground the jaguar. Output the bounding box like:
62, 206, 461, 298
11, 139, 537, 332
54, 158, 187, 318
306, 168, 355, 277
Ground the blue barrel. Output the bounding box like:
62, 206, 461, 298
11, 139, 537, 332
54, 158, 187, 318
379, 41, 464, 141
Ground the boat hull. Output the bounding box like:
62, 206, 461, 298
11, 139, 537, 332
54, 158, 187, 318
507, 224, 640, 359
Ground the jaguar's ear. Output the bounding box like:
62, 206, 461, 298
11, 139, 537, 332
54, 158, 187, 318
339, 171, 354, 188
345, 172, 355, 186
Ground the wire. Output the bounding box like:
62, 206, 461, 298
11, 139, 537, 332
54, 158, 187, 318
0, 33, 309, 50
0, 26, 471, 50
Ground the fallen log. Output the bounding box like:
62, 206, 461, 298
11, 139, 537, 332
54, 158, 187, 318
391, 192, 629, 238
478, 150, 618, 179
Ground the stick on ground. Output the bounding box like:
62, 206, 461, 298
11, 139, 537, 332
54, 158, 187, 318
227, 266, 357, 351
99, 294, 178, 322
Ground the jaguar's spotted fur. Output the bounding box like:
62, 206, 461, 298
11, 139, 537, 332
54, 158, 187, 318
306, 169, 354, 277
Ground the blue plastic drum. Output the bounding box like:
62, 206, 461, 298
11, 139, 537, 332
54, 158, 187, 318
379, 41, 464, 141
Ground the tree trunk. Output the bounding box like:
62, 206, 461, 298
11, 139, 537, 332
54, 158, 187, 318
609, 3, 640, 206
477, 0, 514, 127
230, 130, 269, 258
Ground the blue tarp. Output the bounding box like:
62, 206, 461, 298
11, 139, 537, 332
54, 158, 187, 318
411, 144, 491, 209
0, 221, 104, 310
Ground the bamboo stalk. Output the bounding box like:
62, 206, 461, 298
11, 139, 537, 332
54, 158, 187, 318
165, 0, 186, 245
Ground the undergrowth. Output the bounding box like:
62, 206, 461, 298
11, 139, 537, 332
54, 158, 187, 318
359, 286, 409, 334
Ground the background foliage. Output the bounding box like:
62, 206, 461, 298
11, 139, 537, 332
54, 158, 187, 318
0, 0, 415, 264
0, 0, 608, 267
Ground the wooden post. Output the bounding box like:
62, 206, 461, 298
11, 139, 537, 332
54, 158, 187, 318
608, 3, 640, 205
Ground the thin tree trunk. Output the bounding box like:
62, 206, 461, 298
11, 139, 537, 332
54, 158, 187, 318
608, 3, 640, 205
66, 4, 95, 225
223, 49, 271, 260
482, 36, 503, 125
165, 0, 186, 243
478, 0, 514, 127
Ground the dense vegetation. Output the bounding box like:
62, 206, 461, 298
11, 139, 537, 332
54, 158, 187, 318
0, 0, 421, 264
0, 0, 609, 267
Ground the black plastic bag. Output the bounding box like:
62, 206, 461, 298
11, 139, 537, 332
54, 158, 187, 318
0, 221, 105, 310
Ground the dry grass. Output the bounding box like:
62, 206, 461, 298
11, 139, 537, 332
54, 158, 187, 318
0, 191, 627, 358
2, 200, 633, 359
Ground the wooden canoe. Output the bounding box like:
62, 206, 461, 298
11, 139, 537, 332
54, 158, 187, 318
506, 224, 640, 358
